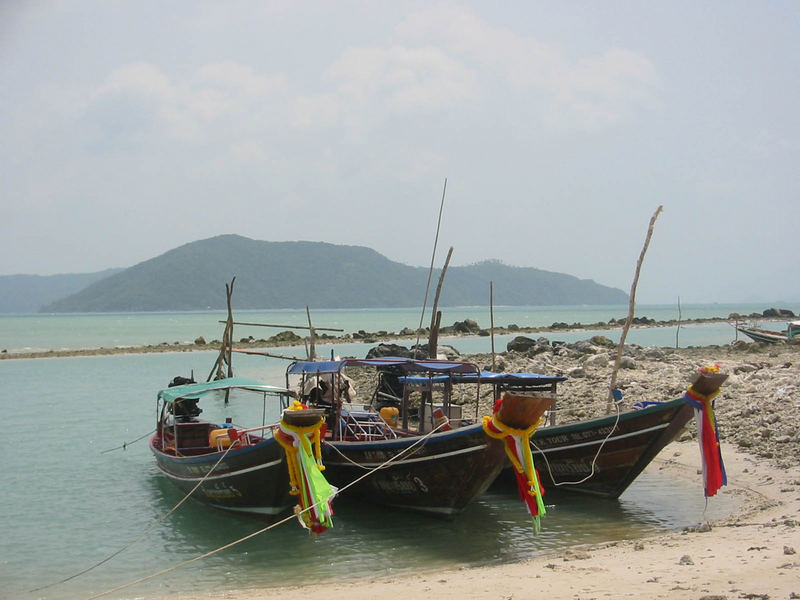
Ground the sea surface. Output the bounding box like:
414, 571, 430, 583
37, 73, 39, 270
0, 302, 785, 354
0, 304, 774, 598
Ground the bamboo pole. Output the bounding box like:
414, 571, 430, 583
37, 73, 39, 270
607, 206, 663, 412
232, 349, 308, 361
218, 321, 343, 332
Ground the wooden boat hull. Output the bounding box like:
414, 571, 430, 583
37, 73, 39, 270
323, 422, 507, 516
149, 435, 295, 518
494, 397, 693, 499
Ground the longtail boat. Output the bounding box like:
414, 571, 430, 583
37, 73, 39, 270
286, 357, 556, 516
481, 368, 728, 499
149, 377, 296, 517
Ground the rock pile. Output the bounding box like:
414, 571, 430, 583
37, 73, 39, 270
461, 338, 800, 469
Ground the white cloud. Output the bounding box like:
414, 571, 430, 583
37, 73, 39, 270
93, 62, 175, 102
292, 93, 342, 129
324, 44, 477, 112
86, 61, 287, 143
393, 4, 660, 128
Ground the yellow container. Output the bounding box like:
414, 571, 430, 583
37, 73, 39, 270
379, 406, 399, 427
209, 428, 232, 449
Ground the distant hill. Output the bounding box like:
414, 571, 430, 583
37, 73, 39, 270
39, 235, 627, 312
0, 269, 123, 313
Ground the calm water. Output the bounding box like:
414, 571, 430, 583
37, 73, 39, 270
0, 305, 759, 598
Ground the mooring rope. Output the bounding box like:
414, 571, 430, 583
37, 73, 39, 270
100, 428, 156, 454
86, 421, 449, 600
29, 438, 242, 594
321, 422, 444, 469
531, 403, 622, 488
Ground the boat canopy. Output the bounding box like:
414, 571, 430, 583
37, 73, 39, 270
287, 357, 480, 376
399, 371, 567, 386
157, 377, 289, 404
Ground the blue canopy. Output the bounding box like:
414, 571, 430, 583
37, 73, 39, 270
157, 377, 289, 404
399, 371, 567, 386
287, 357, 480, 376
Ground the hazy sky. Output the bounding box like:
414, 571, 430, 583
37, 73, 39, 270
2, 1, 798, 304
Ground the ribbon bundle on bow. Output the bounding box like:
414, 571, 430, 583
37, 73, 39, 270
275, 401, 336, 533
483, 396, 547, 533
684, 366, 727, 497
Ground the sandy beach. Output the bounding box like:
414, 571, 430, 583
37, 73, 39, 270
138, 340, 800, 600
172, 442, 798, 600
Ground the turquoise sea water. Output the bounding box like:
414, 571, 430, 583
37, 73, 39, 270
0, 305, 765, 598
0, 302, 781, 353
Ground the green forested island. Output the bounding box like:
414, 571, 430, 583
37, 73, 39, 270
2, 235, 627, 313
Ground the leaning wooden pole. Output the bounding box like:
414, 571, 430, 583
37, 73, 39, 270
607, 206, 663, 412
305, 306, 316, 360
428, 246, 453, 359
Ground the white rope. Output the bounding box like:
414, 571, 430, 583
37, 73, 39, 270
532, 403, 622, 488
321, 425, 437, 470
86, 421, 449, 600
100, 428, 155, 454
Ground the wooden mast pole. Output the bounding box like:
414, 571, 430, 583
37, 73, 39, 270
414, 178, 447, 358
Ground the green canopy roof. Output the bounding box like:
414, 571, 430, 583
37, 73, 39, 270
157, 377, 288, 404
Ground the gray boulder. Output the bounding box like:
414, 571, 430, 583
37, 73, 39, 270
507, 336, 537, 353
366, 343, 415, 359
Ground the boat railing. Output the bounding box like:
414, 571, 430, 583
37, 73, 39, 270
230, 423, 278, 448
338, 409, 397, 441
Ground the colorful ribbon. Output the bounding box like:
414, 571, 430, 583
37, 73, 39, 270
275, 401, 337, 533
483, 396, 546, 533
683, 370, 727, 497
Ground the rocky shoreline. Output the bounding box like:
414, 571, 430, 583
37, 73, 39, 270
2, 307, 796, 360
463, 338, 800, 469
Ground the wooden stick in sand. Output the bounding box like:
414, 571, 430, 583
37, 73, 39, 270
607, 206, 663, 412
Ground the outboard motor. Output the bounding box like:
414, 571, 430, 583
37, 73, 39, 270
167, 374, 200, 422
172, 397, 202, 421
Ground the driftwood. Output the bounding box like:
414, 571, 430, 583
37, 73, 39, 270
607, 206, 663, 412
428, 246, 453, 359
